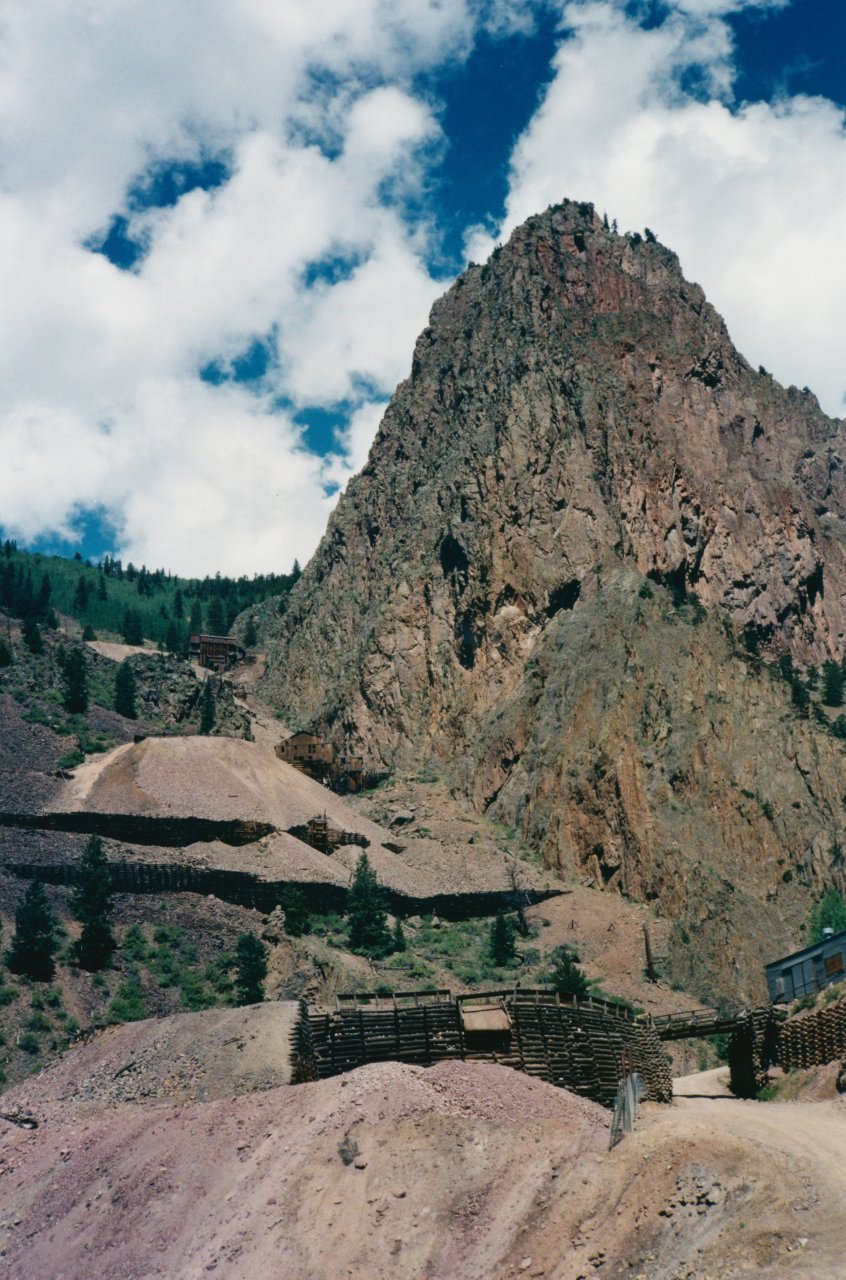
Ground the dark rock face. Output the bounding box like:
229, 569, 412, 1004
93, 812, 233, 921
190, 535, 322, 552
261, 201, 846, 1001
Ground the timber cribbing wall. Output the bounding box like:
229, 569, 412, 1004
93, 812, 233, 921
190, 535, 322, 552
777, 996, 846, 1071
306, 995, 672, 1108
3, 859, 560, 921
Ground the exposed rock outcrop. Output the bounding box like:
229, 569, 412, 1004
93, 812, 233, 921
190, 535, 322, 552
260, 201, 846, 1001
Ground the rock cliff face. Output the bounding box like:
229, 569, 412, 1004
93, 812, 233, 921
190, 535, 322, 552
262, 201, 846, 1000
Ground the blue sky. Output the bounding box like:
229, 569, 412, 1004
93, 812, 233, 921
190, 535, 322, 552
0, 0, 844, 576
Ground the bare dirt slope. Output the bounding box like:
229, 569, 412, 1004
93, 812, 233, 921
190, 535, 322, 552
1, 1003, 301, 1110
2, 1053, 846, 1280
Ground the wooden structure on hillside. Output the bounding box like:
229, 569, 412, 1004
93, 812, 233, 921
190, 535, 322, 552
765, 929, 846, 1003
276, 732, 365, 792
300, 987, 673, 1108
289, 814, 369, 855
188, 633, 244, 672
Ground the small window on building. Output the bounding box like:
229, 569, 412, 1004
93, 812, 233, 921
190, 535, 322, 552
824, 952, 844, 977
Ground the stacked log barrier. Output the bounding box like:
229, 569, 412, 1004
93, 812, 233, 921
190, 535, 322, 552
305, 992, 672, 1108
625, 1020, 673, 1103
290, 998, 319, 1084
778, 996, 846, 1071
2, 858, 560, 922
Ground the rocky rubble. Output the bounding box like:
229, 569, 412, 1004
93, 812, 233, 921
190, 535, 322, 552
114, 651, 251, 738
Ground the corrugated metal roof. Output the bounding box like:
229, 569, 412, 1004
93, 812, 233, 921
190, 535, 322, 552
460, 1004, 512, 1033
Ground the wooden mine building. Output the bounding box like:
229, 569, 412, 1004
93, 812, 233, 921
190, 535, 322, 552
188, 634, 245, 672
276, 732, 365, 791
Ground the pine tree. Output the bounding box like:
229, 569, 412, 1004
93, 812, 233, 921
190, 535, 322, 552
0, 638, 11, 667
549, 946, 589, 999
234, 932, 267, 1004
199, 680, 215, 734
165, 621, 185, 654
22, 615, 42, 654
489, 909, 516, 966
189, 599, 203, 634
62, 647, 89, 713
71, 835, 116, 971
73, 577, 91, 613
243, 617, 258, 648
122, 608, 144, 645
6, 880, 59, 981
823, 660, 845, 707
278, 886, 310, 937
114, 659, 137, 718
347, 851, 391, 954
391, 916, 407, 953
173, 588, 184, 618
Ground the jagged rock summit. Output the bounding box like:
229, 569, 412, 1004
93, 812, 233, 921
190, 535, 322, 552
262, 201, 846, 1000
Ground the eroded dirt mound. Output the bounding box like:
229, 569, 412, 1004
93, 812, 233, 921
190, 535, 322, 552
3, 1057, 846, 1279
0, 1060, 605, 1280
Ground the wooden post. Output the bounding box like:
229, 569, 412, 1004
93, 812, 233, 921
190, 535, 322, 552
643, 923, 658, 983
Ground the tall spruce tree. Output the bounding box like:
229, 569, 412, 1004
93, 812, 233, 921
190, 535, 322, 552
71, 835, 116, 971
122, 608, 144, 645
234, 932, 267, 1004
62, 647, 89, 713
7, 880, 59, 981
114, 659, 137, 718
489, 909, 516, 965
347, 851, 391, 954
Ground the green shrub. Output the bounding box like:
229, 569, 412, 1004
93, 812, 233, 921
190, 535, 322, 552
107, 976, 146, 1023
180, 969, 215, 1011
121, 924, 149, 962
19, 1032, 40, 1054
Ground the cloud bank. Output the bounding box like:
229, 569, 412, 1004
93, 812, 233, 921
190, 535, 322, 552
0, 0, 844, 575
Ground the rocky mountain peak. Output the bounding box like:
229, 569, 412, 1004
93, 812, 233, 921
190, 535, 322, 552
261, 200, 846, 1001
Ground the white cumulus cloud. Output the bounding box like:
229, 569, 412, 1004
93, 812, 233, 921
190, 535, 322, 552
0, 0, 483, 574
473, 0, 846, 418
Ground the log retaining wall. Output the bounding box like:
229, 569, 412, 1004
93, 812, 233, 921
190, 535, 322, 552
305, 993, 672, 1108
